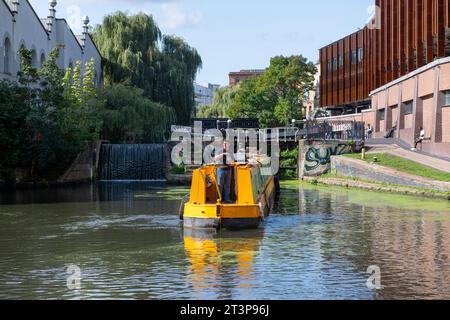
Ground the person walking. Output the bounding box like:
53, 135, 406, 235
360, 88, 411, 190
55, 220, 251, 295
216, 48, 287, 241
366, 124, 374, 139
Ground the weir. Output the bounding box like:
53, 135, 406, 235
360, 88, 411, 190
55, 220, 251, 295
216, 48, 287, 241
99, 144, 165, 181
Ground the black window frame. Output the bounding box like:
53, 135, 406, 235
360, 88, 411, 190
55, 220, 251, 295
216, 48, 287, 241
379, 109, 385, 121
403, 100, 414, 115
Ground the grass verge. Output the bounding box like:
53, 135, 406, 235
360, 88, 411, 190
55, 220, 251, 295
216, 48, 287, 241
344, 153, 450, 182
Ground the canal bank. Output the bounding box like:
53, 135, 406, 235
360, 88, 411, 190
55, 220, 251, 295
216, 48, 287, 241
297, 138, 450, 199
301, 176, 450, 200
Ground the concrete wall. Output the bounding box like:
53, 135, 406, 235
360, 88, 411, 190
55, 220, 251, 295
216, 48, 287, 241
369, 58, 450, 158
58, 142, 101, 183
299, 140, 351, 177
324, 58, 450, 159
331, 156, 450, 192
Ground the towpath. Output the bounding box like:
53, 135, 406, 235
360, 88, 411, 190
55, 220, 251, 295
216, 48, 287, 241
365, 143, 450, 173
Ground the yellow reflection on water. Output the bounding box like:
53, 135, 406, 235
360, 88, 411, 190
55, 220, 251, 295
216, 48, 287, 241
183, 229, 264, 292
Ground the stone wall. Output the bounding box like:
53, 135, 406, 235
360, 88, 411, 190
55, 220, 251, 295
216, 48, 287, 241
298, 140, 352, 177
331, 156, 450, 192
58, 142, 101, 184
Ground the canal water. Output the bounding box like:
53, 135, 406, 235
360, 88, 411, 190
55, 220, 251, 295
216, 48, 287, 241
0, 182, 449, 300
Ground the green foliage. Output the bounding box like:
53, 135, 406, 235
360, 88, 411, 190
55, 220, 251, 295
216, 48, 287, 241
228, 55, 316, 127
281, 147, 299, 160
196, 86, 238, 118
0, 47, 102, 185
61, 58, 102, 147
169, 163, 186, 175
92, 12, 202, 125
280, 158, 297, 167
227, 77, 267, 123
0, 81, 29, 185
38, 47, 66, 110
279, 147, 299, 180
274, 97, 298, 126
99, 83, 175, 143
17, 48, 39, 86
280, 169, 297, 180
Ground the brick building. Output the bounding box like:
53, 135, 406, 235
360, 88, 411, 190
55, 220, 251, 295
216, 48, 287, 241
319, 0, 450, 158
320, 0, 450, 114
228, 69, 265, 87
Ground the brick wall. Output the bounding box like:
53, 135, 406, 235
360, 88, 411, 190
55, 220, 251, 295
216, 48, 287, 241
368, 58, 450, 158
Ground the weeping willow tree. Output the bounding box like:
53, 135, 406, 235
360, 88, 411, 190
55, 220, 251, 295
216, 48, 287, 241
92, 12, 202, 125
99, 83, 175, 143
197, 86, 239, 118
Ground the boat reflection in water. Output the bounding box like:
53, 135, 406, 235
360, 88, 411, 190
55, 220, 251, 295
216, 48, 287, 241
183, 228, 264, 296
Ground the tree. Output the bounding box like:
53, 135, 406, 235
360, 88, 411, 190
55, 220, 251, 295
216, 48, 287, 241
0, 81, 29, 185
92, 12, 202, 125
274, 97, 298, 126
196, 86, 238, 118
99, 83, 175, 143
7, 47, 103, 182
228, 55, 316, 127
62, 58, 102, 145
227, 76, 274, 126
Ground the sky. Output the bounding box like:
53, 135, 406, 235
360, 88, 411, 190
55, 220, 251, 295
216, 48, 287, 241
29, 0, 374, 86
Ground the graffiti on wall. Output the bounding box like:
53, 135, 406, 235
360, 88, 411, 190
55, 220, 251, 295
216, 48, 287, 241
304, 144, 350, 172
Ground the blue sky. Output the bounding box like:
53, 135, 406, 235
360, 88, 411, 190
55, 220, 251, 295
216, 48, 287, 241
30, 0, 374, 86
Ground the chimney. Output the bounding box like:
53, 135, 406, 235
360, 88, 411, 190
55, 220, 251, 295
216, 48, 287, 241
81, 16, 90, 48
47, 0, 57, 33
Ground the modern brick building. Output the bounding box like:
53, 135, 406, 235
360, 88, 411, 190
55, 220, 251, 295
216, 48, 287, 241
320, 0, 450, 114
340, 57, 450, 158
228, 69, 265, 87
319, 0, 450, 158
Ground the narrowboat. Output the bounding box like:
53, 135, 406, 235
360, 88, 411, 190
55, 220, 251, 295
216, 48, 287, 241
179, 162, 279, 230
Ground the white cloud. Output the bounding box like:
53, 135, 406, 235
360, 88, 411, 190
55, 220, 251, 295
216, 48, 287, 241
159, 3, 202, 30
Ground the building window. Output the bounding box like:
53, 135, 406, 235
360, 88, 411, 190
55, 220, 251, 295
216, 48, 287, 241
338, 55, 343, 69
40, 53, 46, 67
3, 37, 11, 74
358, 48, 363, 63
413, 48, 417, 68
444, 91, 450, 106
18, 44, 26, 72
404, 100, 413, 114
31, 50, 37, 67
433, 36, 437, 59
423, 45, 427, 65
351, 49, 357, 65
446, 30, 450, 57
379, 109, 385, 121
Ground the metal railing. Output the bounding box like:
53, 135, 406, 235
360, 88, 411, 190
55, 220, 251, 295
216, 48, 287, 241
298, 120, 365, 141
172, 120, 365, 142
